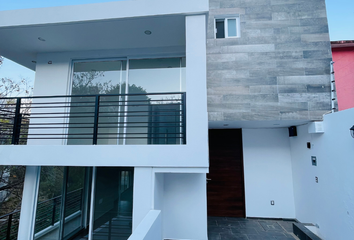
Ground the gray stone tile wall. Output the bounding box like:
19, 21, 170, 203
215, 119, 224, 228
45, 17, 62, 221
207, 0, 332, 121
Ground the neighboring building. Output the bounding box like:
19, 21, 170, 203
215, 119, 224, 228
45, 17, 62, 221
1, 0, 353, 240
331, 40, 354, 111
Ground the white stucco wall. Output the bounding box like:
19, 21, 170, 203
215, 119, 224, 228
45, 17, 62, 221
162, 173, 208, 240
243, 128, 296, 218
128, 210, 162, 240
133, 168, 154, 231
290, 108, 354, 240
132, 168, 207, 240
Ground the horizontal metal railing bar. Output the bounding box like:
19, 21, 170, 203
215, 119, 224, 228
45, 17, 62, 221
25, 105, 96, 109
101, 121, 183, 124
98, 114, 181, 118
30, 101, 92, 105
99, 103, 182, 108
0, 117, 16, 120
99, 109, 183, 114
18, 131, 183, 136
20, 122, 93, 126
14, 125, 182, 129
14, 121, 181, 128
0, 210, 20, 219
0, 92, 185, 100
20, 120, 183, 125
26, 102, 182, 109
16, 129, 181, 136
24, 110, 182, 116
24, 136, 184, 140
28, 99, 175, 105
26, 111, 95, 115
24, 98, 181, 106
22, 110, 171, 120
99, 98, 182, 103
35, 188, 82, 205
0, 125, 15, 128
21, 116, 96, 119
0, 104, 16, 107
0, 111, 16, 114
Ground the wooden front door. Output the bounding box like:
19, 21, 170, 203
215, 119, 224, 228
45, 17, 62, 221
207, 129, 246, 217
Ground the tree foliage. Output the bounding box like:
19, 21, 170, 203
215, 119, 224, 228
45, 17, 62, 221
0, 166, 26, 216
72, 71, 148, 95
0, 57, 32, 216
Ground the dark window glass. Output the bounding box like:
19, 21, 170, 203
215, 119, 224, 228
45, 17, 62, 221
215, 19, 225, 38
92, 168, 134, 240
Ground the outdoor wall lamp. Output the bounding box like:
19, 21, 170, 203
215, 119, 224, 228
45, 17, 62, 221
350, 125, 354, 138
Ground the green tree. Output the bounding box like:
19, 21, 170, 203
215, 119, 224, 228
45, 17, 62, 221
0, 57, 32, 216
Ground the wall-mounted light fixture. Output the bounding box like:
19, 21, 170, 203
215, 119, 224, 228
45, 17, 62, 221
350, 125, 354, 138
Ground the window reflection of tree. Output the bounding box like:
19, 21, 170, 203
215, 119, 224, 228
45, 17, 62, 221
69, 71, 150, 145
69, 71, 181, 145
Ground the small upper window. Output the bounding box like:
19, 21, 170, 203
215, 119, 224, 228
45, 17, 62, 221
215, 17, 240, 39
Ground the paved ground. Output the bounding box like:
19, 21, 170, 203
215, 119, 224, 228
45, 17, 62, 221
208, 217, 298, 240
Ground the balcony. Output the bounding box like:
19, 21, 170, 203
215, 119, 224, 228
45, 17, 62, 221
0, 92, 186, 146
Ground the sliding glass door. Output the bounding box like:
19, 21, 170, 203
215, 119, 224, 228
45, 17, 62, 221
33, 167, 91, 240
33, 167, 133, 240
126, 58, 186, 145
67, 57, 186, 145
91, 168, 134, 240
68, 60, 127, 145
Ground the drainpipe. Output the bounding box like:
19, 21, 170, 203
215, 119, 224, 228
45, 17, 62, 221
330, 61, 337, 113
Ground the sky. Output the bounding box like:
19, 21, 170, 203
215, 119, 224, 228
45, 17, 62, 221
0, 0, 353, 93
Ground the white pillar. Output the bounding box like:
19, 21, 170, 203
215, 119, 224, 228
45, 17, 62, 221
185, 14, 208, 240
185, 14, 208, 148
17, 166, 41, 240
132, 167, 153, 231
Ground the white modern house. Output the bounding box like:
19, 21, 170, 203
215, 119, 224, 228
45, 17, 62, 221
0, 0, 354, 240
0, 1, 209, 239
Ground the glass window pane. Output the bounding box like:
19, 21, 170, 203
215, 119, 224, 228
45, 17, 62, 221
227, 18, 237, 37
126, 58, 185, 145
128, 58, 185, 94
215, 19, 225, 38
63, 167, 86, 239
68, 61, 126, 145
92, 168, 133, 240
34, 167, 64, 240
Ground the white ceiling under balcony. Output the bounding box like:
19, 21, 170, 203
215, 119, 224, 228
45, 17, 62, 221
209, 120, 312, 129
0, 14, 186, 70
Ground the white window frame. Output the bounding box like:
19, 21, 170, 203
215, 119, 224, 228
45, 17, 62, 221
214, 16, 241, 39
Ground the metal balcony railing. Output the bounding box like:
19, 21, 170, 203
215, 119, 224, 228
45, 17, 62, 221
0, 189, 83, 240
0, 92, 186, 145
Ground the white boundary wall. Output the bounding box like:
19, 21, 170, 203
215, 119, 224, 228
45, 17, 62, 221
128, 210, 162, 240
290, 108, 354, 240
243, 128, 296, 218
133, 168, 207, 240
